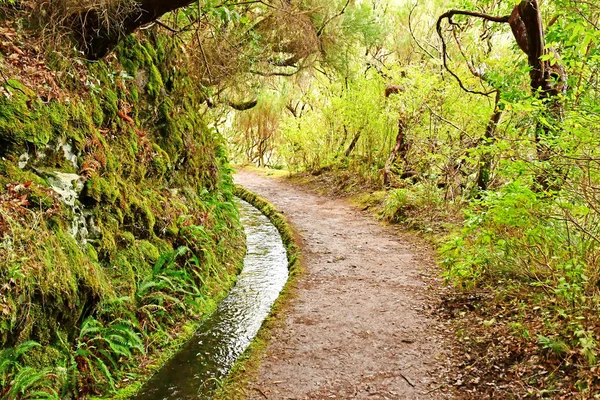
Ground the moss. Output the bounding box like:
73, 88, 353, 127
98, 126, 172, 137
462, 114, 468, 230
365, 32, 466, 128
0, 81, 56, 153
96, 217, 119, 261
166, 224, 179, 237
130, 85, 139, 102
101, 89, 119, 122
111, 254, 137, 297
67, 101, 96, 148
0, 159, 47, 186
0, 29, 246, 399
126, 198, 156, 239
144, 43, 158, 64
90, 94, 105, 126
21, 345, 64, 370
150, 143, 170, 176
157, 99, 184, 157
138, 240, 159, 265
4, 79, 35, 97
26, 187, 55, 210
146, 65, 164, 99
117, 36, 146, 76
47, 101, 67, 131
83, 176, 120, 205
117, 231, 135, 246
86, 244, 99, 263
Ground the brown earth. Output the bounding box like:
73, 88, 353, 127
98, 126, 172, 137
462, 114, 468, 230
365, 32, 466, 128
234, 170, 453, 400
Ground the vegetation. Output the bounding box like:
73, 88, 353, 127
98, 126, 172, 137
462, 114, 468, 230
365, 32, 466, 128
0, 0, 358, 396
225, 0, 600, 396
0, 2, 249, 397
2, 0, 600, 397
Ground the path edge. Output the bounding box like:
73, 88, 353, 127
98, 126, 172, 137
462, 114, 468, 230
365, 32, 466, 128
213, 184, 305, 399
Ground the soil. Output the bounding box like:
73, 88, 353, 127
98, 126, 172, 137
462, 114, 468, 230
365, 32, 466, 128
234, 170, 453, 400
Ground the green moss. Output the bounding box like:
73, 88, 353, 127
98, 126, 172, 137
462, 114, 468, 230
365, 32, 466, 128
130, 85, 139, 102
118, 231, 136, 246
47, 101, 67, 131
96, 217, 119, 261
21, 345, 64, 370
157, 98, 184, 157
90, 94, 105, 126
0, 159, 47, 186
117, 35, 146, 76
138, 240, 159, 265
111, 254, 137, 297
150, 143, 170, 176
126, 198, 156, 238
26, 187, 55, 210
144, 43, 158, 63
0, 29, 246, 399
83, 176, 120, 205
5, 79, 35, 96
146, 65, 164, 99
0, 81, 57, 152
166, 224, 179, 237
86, 244, 100, 263
101, 89, 119, 122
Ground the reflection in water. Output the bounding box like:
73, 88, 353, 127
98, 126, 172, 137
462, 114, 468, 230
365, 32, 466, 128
134, 199, 288, 399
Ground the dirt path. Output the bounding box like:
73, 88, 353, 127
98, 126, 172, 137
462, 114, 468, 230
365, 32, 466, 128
234, 170, 450, 400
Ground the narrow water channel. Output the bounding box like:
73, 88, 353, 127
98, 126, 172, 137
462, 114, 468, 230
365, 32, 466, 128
134, 198, 289, 399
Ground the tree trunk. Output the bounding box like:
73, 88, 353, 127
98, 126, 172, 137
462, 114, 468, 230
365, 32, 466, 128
509, 0, 566, 190
476, 90, 503, 191
345, 132, 361, 158
75, 0, 196, 60
438, 1, 567, 191
383, 115, 408, 187
337, 125, 349, 154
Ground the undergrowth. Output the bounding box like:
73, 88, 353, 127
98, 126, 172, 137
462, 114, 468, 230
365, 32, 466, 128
0, 6, 245, 398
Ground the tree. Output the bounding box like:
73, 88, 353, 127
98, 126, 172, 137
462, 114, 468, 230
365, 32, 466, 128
437, 0, 567, 190
75, 0, 195, 59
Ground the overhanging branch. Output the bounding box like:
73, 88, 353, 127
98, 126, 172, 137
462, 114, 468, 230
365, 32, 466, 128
436, 9, 510, 96
228, 99, 258, 110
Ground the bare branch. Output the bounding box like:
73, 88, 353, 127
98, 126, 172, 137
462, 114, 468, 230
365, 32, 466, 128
316, 0, 350, 37
407, 2, 438, 59
436, 9, 510, 96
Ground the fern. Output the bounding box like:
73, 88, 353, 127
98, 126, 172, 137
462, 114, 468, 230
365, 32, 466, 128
5, 367, 57, 400
74, 317, 145, 393
0, 341, 42, 388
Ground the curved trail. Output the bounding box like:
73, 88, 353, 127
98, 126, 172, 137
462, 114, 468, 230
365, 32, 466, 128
235, 171, 449, 400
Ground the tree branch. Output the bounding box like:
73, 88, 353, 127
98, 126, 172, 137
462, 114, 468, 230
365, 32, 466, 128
228, 99, 258, 110
436, 9, 510, 96
407, 2, 438, 59
316, 0, 350, 37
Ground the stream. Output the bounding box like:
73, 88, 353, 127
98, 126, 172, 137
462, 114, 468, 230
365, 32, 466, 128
133, 198, 289, 399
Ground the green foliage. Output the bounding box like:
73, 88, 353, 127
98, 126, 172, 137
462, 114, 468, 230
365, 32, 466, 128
226, 0, 600, 393
73, 317, 144, 392
0, 341, 60, 399
381, 183, 442, 224
0, 21, 245, 400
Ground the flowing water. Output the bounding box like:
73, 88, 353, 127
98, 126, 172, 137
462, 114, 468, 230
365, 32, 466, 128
133, 198, 289, 399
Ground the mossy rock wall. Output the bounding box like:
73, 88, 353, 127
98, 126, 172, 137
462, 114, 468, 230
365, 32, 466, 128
0, 28, 245, 397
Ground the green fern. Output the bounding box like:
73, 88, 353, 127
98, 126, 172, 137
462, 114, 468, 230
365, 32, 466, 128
74, 317, 145, 392
5, 367, 58, 400
0, 341, 42, 388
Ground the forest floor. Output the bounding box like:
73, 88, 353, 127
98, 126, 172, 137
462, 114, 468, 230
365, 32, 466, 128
234, 169, 454, 399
